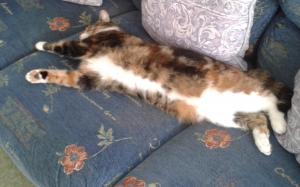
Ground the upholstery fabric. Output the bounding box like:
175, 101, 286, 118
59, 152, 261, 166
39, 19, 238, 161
276, 70, 300, 164
0, 0, 135, 70
279, 0, 300, 29
250, 0, 279, 45
0, 11, 185, 187
131, 0, 141, 10
141, 0, 258, 70
63, 0, 103, 6
116, 123, 300, 187
257, 13, 300, 89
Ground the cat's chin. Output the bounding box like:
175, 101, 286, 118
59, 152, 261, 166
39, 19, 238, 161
35, 41, 47, 51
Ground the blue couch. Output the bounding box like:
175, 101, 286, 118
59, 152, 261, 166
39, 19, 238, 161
0, 0, 299, 186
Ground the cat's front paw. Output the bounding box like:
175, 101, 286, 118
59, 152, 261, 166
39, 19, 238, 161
35, 41, 47, 51
25, 69, 48, 84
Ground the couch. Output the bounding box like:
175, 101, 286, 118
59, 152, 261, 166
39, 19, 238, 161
0, 0, 299, 186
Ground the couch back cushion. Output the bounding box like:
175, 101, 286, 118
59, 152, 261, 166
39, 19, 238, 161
141, 0, 258, 70
250, 0, 279, 45
257, 14, 300, 89
132, 0, 141, 9
279, 0, 300, 29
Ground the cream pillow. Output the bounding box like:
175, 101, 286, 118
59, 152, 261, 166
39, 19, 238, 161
142, 0, 258, 70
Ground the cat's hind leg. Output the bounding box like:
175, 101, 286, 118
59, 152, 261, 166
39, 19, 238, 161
234, 112, 271, 156
252, 125, 271, 156
26, 69, 83, 89
268, 106, 287, 134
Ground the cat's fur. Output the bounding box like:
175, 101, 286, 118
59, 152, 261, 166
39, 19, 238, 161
26, 10, 291, 155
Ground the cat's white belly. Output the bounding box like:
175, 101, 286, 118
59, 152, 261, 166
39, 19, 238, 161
86, 56, 274, 128
185, 89, 273, 128
86, 56, 166, 93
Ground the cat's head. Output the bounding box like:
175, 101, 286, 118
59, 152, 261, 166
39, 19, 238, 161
80, 10, 120, 40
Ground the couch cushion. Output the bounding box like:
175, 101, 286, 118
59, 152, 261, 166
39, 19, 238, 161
131, 0, 141, 10
279, 0, 300, 29
116, 123, 300, 187
250, 0, 279, 45
257, 13, 300, 89
0, 0, 135, 70
141, 0, 258, 70
0, 11, 185, 187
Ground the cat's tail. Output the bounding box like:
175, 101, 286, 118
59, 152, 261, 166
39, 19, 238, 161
247, 69, 293, 113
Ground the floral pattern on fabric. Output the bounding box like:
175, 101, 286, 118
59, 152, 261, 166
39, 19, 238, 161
0, 40, 5, 48
0, 20, 7, 49
203, 129, 232, 149
195, 129, 232, 149
0, 20, 7, 32
78, 11, 92, 26
42, 84, 61, 113
59, 144, 88, 175
0, 3, 13, 15
0, 74, 8, 88
47, 17, 71, 32
16, 0, 43, 11
116, 176, 146, 187
116, 176, 160, 187
90, 125, 132, 158
58, 125, 131, 175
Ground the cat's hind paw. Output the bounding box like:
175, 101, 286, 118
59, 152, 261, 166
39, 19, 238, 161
253, 128, 272, 156
269, 111, 287, 134
35, 41, 47, 51
25, 69, 48, 84
271, 116, 287, 134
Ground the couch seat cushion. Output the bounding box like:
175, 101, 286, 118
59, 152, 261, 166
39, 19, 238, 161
0, 0, 136, 70
0, 11, 185, 187
116, 123, 300, 187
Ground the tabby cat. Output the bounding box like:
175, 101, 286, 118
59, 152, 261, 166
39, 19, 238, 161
26, 10, 291, 155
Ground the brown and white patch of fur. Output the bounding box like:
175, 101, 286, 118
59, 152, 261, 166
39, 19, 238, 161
234, 112, 271, 155
26, 69, 82, 88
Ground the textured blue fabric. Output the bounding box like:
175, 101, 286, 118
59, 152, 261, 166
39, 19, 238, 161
131, 0, 141, 10
279, 0, 300, 29
113, 11, 152, 42
0, 11, 185, 187
250, 0, 279, 45
116, 123, 300, 187
0, 0, 135, 70
257, 13, 300, 89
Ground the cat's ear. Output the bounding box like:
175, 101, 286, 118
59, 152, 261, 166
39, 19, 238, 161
99, 10, 110, 23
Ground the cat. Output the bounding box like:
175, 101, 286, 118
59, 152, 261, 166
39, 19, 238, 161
26, 10, 291, 156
